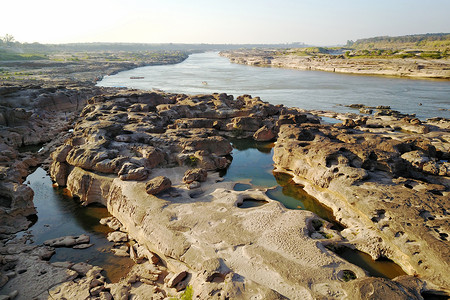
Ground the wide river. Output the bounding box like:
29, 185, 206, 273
98, 52, 450, 120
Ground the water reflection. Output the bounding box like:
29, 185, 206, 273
25, 167, 134, 282
334, 247, 406, 279
222, 138, 406, 279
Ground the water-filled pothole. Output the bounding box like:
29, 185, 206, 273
331, 246, 407, 279
237, 198, 268, 208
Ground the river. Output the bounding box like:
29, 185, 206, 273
98, 52, 450, 120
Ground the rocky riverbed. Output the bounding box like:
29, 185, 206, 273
1, 55, 449, 299
220, 49, 450, 79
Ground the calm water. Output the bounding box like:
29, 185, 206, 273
98, 52, 450, 120
222, 139, 406, 279
24, 167, 134, 282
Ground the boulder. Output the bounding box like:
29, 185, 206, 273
145, 176, 172, 195
118, 163, 148, 181
253, 125, 276, 141
43, 234, 90, 247
183, 168, 207, 184
107, 231, 128, 243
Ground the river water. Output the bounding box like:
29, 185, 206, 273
98, 52, 450, 120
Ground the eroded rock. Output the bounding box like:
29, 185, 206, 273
145, 176, 172, 195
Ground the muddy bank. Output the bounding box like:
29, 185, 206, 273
220, 49, 450, 80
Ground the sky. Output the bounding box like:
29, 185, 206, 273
2, 0, 450, 45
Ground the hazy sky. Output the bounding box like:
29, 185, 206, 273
2, 0, 450, 45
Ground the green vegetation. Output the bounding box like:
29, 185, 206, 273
278, 47, 331, 57
0, 49, 48, 61
184, 155, 199, 167
276, 33, 450, 60
311, 219, 324, 231
341, 270, 357, 282
347, 33, 450, 51
319, 231, 333, 239
343, 48, 448, 59
169, 285, 193, 300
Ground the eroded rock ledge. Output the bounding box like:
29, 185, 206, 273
273, 118, 450, 292
220, 49, 450, 79
48, 90, 449, 298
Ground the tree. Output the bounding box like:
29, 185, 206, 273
2, 34, 15, 46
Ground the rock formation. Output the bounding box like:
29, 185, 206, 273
44, 89, 449, 298
273, 115, 450, 293
2, 52, 449, 298
220, 49, 450, 79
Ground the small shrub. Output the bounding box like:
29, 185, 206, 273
184, 155, 198, 167
180, 285, 193, 300
319, 231, 333, 239
341, 270, 357, 282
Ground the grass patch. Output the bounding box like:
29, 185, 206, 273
0, 49, 48, 61
170, 285, 193, 300
341, 270, 357, 282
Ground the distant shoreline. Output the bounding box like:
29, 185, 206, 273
220, 50, 450, 80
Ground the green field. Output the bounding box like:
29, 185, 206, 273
0, 49, 48, 61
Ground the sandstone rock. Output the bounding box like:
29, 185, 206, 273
343, 118, 357, 128
183, 168, 207, 184
106, 284, 130, 300
2, 252, 78, 299
0, 272, 8, 288
166, 271, 188, 288
344, 277, 422, 300
277, 114, 307, 126
112, 249, 129, 257
66, 167, 113, 205
107, 231, 128, 243
51, 144, 72, 163
71, 262, 93, 276
73, 243, 93, 249
99, 216, 122, 231
145, 176, 172, 195
43, 234, 90, 247
99, 291, 113, 300
187, 181, 201, 189
29, 246, 55, 260
51, 261, 74, 269
253, 125, 276, 141
50, 161, 70, 186
118, 163, 148, 181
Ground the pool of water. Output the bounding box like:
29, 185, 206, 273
335, 247, 406, 279
24, 167, 134, 282
222, 138, 406, 279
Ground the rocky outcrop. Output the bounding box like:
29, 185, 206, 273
220, 50, 450, 80
46, 90, 444, 298
51, 91, 319, 192
273, 118, 450, 292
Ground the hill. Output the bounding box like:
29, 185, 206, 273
347, 33, 450, 51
